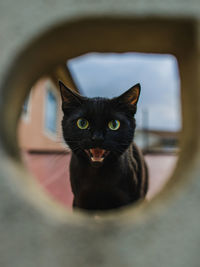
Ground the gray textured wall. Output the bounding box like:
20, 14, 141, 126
0, 1, 200, 266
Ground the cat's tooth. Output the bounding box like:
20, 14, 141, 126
91, 157, 104, 162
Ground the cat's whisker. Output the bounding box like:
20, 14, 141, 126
63, 140, 80, 144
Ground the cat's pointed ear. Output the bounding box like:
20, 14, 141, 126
117, 83, 141, 106
59, 81, 84, 110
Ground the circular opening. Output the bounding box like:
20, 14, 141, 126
17, 52, 181, 213
0, 18, 197, 220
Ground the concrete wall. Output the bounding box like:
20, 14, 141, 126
0, 1, 200, 267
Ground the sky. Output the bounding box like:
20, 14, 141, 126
68, 52, 181, 131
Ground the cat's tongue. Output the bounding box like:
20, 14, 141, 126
90, 148, 105, 162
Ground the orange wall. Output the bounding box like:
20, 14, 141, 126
18, 78, 68, 152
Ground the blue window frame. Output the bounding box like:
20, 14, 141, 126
23, 95, 29, 114
45, 89, 57, 135
21, 92, 31, 121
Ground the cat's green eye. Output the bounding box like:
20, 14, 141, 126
108, 120, 120, 130
77, 118, 89, 130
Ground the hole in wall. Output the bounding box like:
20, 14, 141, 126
17, 52, 181, 212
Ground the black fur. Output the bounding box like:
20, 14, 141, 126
59, 81, 148, 211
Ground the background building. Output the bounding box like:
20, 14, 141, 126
19, 78, 65, 152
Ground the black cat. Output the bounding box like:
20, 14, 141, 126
59, 81, 148, 211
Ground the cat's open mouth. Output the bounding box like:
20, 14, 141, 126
85, 148, 109, 163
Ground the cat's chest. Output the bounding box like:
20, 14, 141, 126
69, 153, 135, 195
70, 158, 124, 187
76, 164, 120, 185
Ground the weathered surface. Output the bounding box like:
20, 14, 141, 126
0, 1, 200, 266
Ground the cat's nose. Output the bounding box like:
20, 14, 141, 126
91, 132, 104, 144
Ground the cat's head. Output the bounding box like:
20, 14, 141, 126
59, 81, 140, 167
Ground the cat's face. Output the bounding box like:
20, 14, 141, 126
59, 81, 140, 167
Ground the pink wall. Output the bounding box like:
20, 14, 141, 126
18, 78, 68, 152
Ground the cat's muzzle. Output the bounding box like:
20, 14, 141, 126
85, 148, 109, 163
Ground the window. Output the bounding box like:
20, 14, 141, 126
23, 96, 29, 114
45, 89, 58, 135
22, 92, 31, 121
